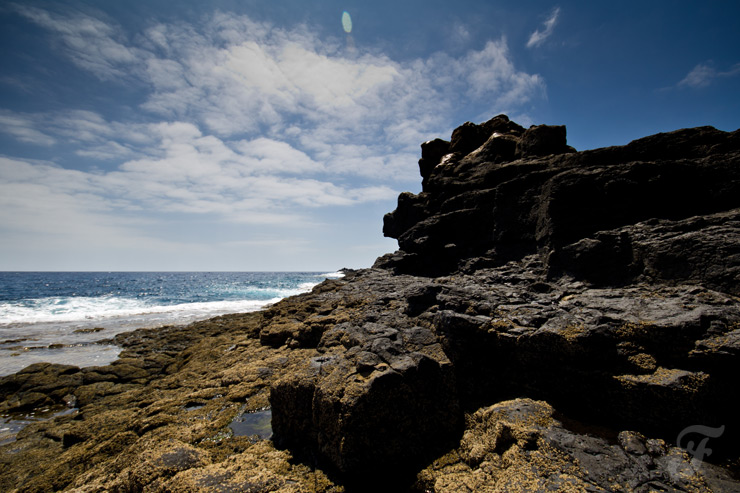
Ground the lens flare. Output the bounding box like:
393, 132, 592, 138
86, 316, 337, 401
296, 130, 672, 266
342, 11, 352, 33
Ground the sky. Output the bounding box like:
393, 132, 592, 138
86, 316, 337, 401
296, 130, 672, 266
0, 1, 738, 271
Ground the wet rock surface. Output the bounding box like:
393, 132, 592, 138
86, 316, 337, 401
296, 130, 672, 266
2, 116, 740, 491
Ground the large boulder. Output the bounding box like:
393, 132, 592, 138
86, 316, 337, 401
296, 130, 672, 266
269, 270, 463, 488
418, 138, 450, 184
515, 124, 572, 157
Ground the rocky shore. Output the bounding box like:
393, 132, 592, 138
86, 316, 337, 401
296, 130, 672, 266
2, 116, 739, 492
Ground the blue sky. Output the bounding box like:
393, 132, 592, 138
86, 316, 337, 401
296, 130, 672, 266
1, 1, 738, 271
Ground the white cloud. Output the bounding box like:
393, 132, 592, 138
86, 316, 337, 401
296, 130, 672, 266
463, 39, 545, 104
8, 9, 546, 183
20, 7, 539, 139
233, 138, 324, 174
138, 28, 405, 140
678, 62, 740, 88
527, 7, 560, 48
0, 111, 56, 145
679, 64, 715, 88
12, 4, 144, 81
0, 116, 399, 235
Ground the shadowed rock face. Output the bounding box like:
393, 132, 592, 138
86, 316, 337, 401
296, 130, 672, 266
381, 116, 740, 295
269, 270, 464, 486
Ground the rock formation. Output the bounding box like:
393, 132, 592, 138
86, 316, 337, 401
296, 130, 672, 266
1, 115, 739, 492
382, 115, 740, 288
271, 115, 740, 489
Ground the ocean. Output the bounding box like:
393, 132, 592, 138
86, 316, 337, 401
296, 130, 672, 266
0, 271, 342, 376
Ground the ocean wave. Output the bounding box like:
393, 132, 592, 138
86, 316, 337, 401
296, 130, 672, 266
0, 279, 324, 327
0, 296, 281, 327
228, 284, 318, 299
318, 271, 345, 279
0, 272, 329, 377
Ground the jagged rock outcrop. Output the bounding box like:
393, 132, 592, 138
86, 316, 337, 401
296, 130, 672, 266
381, 116, 740, 294
266, 257, 740, 490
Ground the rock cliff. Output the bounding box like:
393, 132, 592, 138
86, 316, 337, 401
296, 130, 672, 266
381, 115, 740, 292
1, 116, 739, 492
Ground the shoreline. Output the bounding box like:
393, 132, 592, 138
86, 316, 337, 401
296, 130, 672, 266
0, 304, 276, 377
0, 271, 346, 377
0, 280, 347, 491
0, 280, 330, 447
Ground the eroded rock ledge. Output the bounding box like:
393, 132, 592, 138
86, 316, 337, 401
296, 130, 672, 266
1, 116, 739, 492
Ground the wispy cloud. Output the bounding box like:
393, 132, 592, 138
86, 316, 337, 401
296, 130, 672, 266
0, 109, 153, 158
12, 4, 144, 81
527, 7, 560, 48
0, 111, 56, 146
15, 9, 545, 144
678, 61, 740, 88
0, 120, 399, 227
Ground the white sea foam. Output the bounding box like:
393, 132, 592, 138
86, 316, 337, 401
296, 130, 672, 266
1, 296, 151, 326
0, 295, 297, 328
319, 271, 345, 279
0, 297, 281, 377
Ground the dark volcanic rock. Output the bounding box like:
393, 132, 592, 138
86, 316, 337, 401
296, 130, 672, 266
0, 363, 81, 412
281, 116, 739, 487
419, 138, 450, 184
515, 123, 572, 158
270, 270, 463, 487
551, 209, 740, 294
449, 121, 489, 155
269, 257, 740, 489
382, 116, 740, 289
447, 115, 524, 156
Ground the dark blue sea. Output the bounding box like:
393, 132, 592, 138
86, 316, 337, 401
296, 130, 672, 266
0, 271, 342, 376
